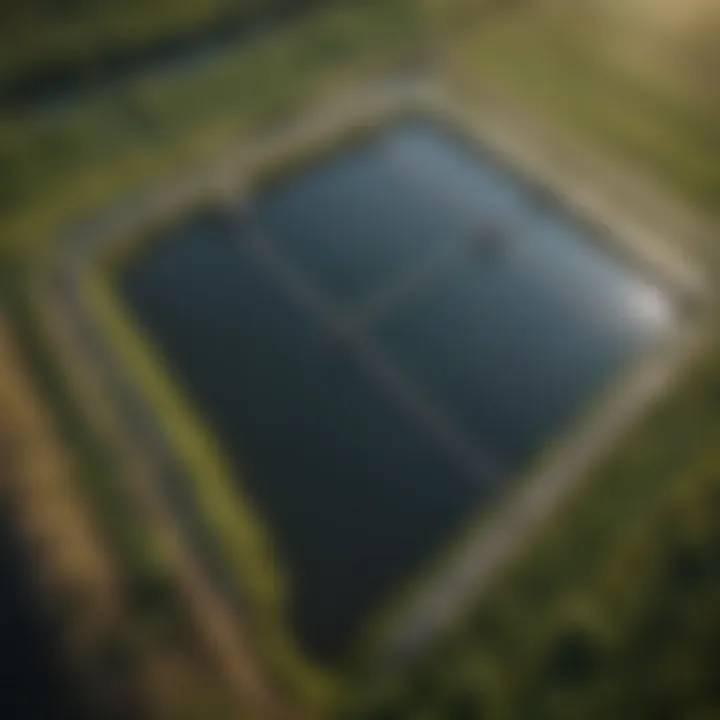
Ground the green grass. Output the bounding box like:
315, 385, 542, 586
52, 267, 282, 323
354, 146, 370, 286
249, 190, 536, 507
0, 0, 324, 92
449, 8, 720, 213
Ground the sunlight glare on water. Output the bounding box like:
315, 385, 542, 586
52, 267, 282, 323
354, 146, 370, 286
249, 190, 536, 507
629, 282, 675, 328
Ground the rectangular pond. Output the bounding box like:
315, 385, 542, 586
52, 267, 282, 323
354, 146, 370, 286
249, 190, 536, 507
119, 117, 676, 661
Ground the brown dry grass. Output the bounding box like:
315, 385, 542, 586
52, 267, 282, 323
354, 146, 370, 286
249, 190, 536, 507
0, 311, 120, 655
33, 275, 299, 718
601, 0, 719, 30
549, 0, 720, 95
0, 307, 279, 717
0, 311, 126, 708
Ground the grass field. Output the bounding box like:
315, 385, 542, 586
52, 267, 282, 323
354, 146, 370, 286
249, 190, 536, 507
0, 0, 336, 101
444, 1, 720, 214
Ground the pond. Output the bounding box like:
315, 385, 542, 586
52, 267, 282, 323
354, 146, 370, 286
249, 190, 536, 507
0, 502, 83, 719
120, 117, 675, 661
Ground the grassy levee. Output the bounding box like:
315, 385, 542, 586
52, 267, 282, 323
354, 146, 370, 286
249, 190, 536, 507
0, 258, 191, 668
83, 243, 340, 708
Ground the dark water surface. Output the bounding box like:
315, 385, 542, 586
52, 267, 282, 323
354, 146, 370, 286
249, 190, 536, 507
0, 502, 81, 719
121, 118, 674, 659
